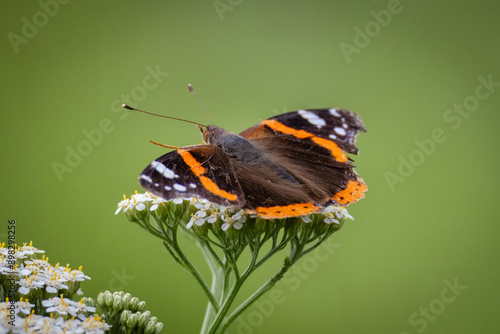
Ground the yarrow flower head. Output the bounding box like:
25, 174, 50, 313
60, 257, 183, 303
42, 295, 77, 316
18, 274, 46, 295
116, 193, 354, 232
0, 242, 117, 334
0, 242, 92, 307
115, 191, 362, 333
78, 314, 111, 334
18, 241, 45, 257
115, 192, 174, 223
115, 195, 132, 215
116, 192, 355, 251
221, 209, 247, 231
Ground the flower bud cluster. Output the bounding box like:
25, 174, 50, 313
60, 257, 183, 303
97, 290, 163, 334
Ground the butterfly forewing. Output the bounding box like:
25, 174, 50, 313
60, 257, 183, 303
241, 109, 365, 154
139, 145, 245, 207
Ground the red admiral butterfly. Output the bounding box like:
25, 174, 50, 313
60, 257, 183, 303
132, 106, 367, 219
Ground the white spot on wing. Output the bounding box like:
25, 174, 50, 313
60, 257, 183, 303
342, 123, 348, 129
140, 175, 152, 183
189, 183, 197, 189
329, 109, 341, 117
164, 185, 172, 191
163, 169, 176, 179
334, 127, 347, 136
151, 161, 177, 179
151, 161, 164, 172
173, 183, 187, 192
329, 134, 337, 140
298, 109, 326, 128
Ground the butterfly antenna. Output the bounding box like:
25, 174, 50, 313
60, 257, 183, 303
188, 84, 213, 125
122, 104, 208, 129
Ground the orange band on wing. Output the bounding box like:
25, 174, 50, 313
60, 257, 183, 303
255, 202, 319, 219
178, 149, 206, 176
311, 137, 348, 163
178, 149, 238, 202
332, 180, 367, 205
262, 119, 312, 139
261, 119, 348, 163
199, 176, 238, 201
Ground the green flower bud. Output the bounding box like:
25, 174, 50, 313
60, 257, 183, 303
137, 300, 146, 312
120, 309, 131, 324
122, 293, 132, 309
126, 313, 138, 329
144, 317, 157, 334
138, 310, 151, 328
105, 291, 114, 308
82, 297, 95, 307
128, 297, 139, 311
113, 294, 123, 312
97, 292, 106, 308
154, 322, 164, 334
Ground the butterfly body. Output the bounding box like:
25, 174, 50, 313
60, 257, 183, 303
139, 109, 367, 219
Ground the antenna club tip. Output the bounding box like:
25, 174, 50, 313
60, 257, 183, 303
122, 104, 134, 110
188, 84, 194, 92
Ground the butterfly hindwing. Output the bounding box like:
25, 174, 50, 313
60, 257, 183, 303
139, 145, 245, 207
238, 109, 367, 209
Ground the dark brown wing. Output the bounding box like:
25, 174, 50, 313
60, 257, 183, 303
239, 109, 367, 214
139, 145, 245, 207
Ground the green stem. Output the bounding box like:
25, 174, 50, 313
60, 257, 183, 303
200, 245, 224, 334
220, 260, 293, 332
169, 225, 219, 310
198, 241, 222, 313
207, 245, 261, 334
221, 263, 232, 301
254, 230, 296, 269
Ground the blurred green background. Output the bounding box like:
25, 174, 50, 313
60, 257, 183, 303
1, 0, 499, 333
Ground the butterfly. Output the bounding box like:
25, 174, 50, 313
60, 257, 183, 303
135, 108, 367, 219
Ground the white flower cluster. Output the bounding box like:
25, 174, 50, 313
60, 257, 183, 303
0, 242, 90, 296
115, 192, 172, 214
116, 192, 354, 229
187, 199, 247, 231
300, 205, 354, 224
42, 295, 96, 317
0, 243, 109, 333
0, 300, 109, 334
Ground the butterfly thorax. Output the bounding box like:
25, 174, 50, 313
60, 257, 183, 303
203, 125, 298, 184
203, 126, 265, 163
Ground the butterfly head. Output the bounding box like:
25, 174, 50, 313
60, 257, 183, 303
200, 125, 226, 145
